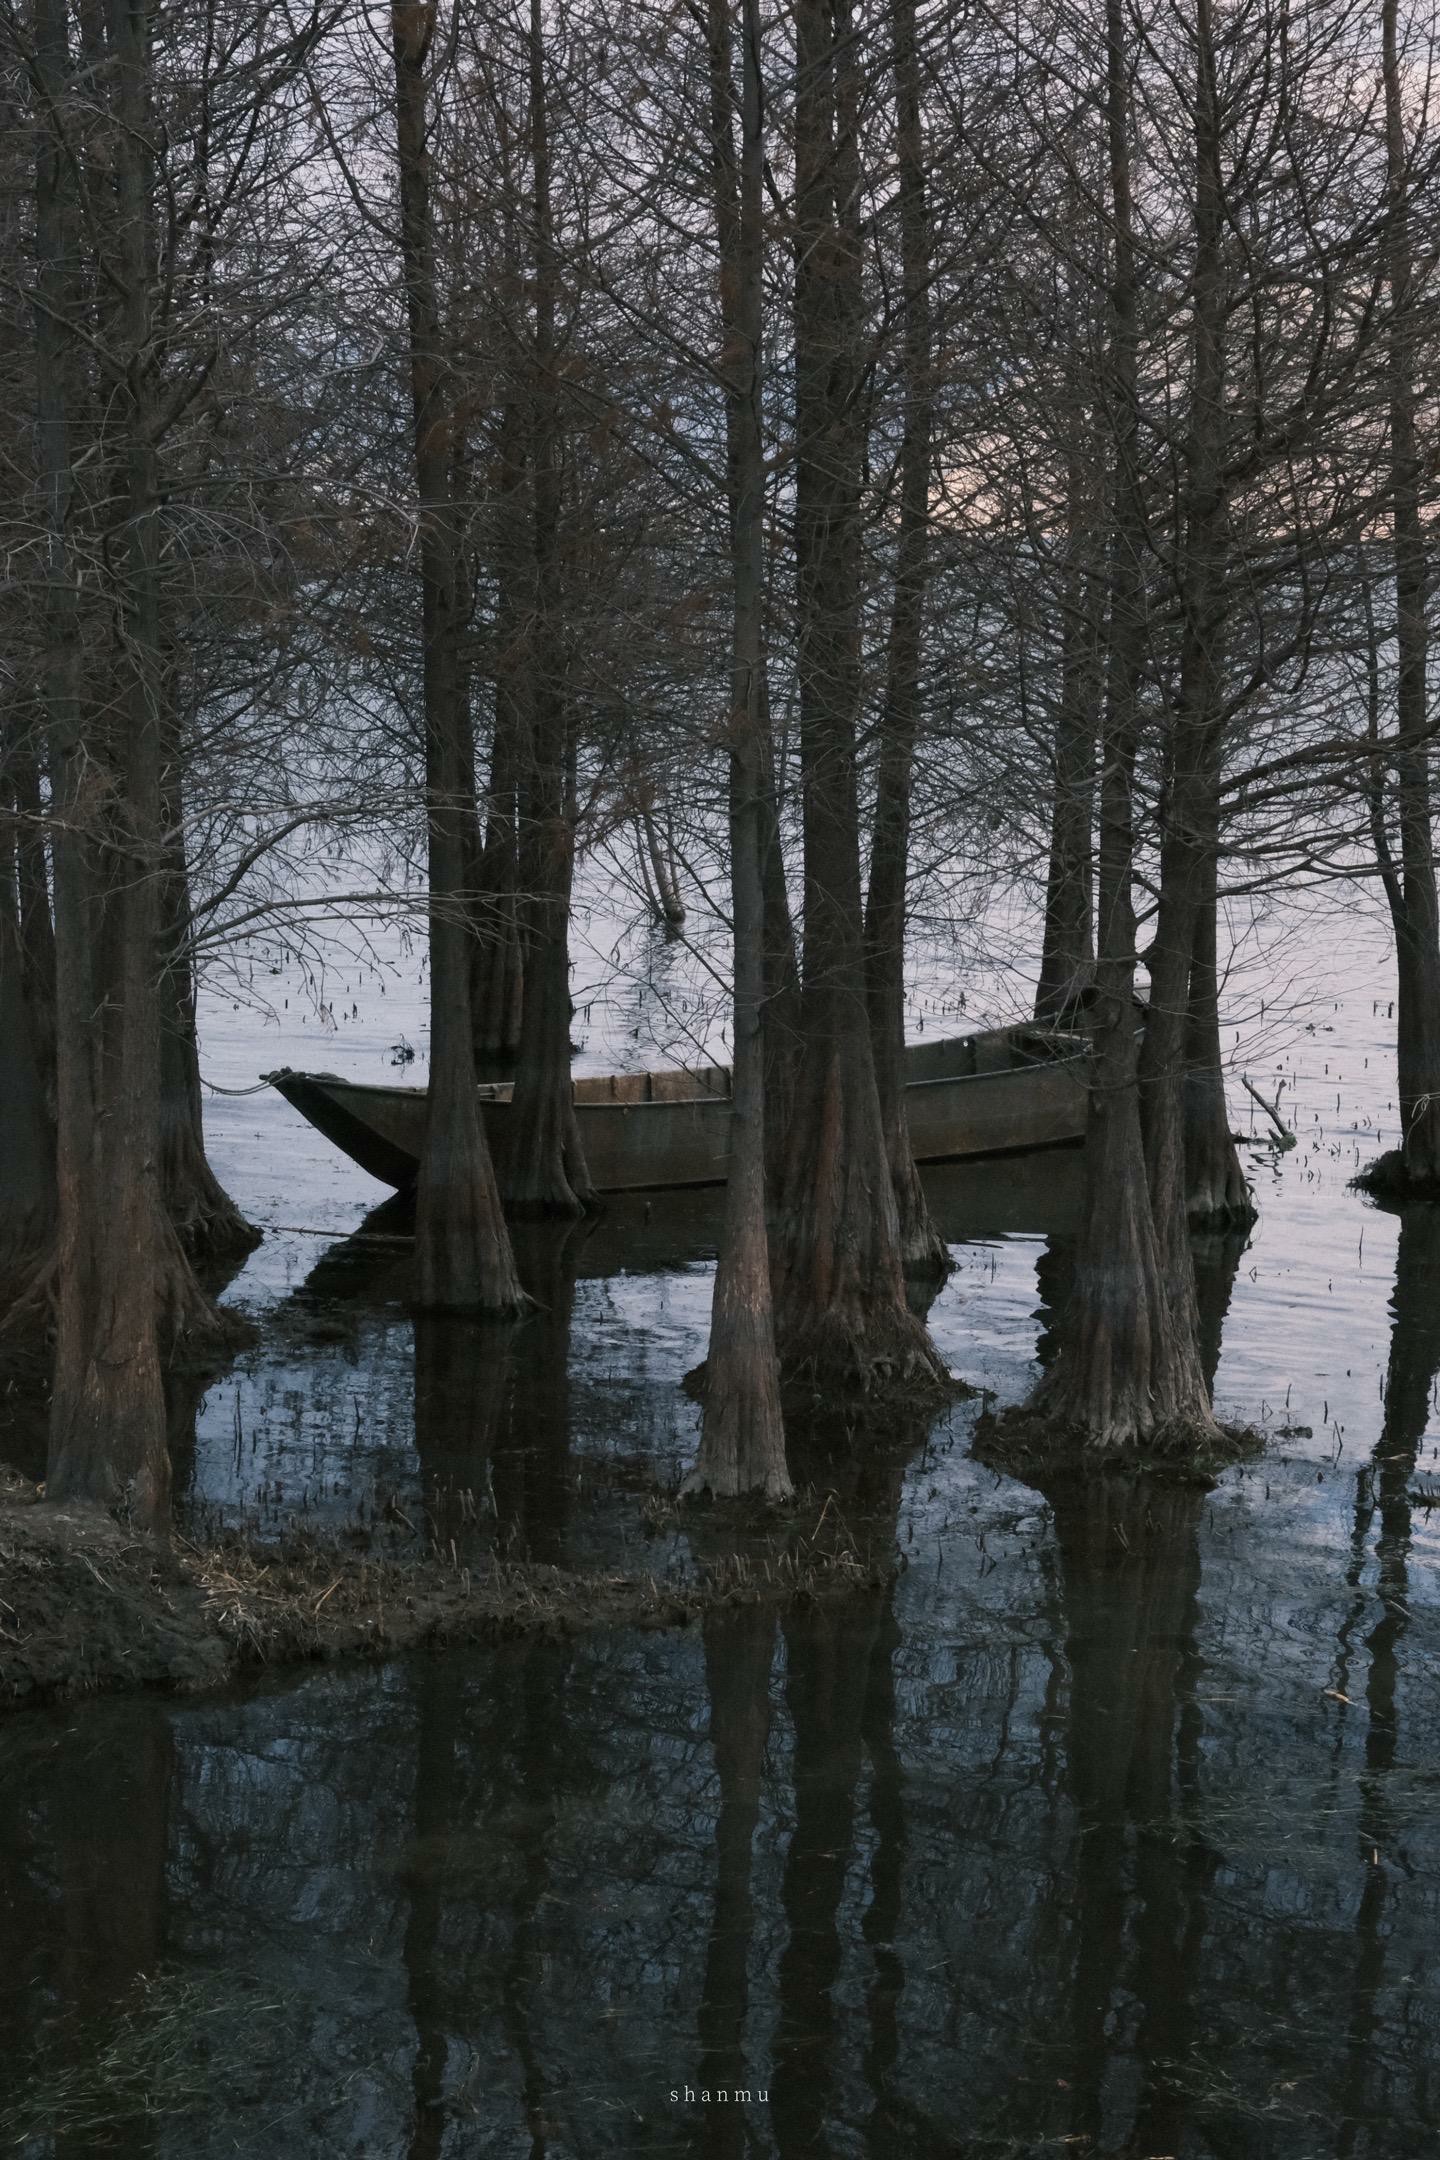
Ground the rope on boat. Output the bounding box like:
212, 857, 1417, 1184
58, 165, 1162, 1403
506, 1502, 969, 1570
201, 1075, 275, 1095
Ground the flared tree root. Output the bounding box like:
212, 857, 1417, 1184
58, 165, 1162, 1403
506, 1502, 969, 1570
776, 1306, 960, 1416
1186, 1191, 1258, 1234
0, 1245, 253, 1366
975, 1400, 1262, 1486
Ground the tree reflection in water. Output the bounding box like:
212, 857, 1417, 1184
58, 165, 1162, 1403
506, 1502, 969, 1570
0, 1704, 173, 2160
1333, 1203, 1440, 2152
1042, 1471, 1210, 2154
413, 1219, 591, 1567
5, 1217, 1440, 2155
692, 1602, 777, 2160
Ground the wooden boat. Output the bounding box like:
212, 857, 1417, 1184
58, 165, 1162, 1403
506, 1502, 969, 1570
265, 1021, 1089, 1196
264, 1015, 1088, 1192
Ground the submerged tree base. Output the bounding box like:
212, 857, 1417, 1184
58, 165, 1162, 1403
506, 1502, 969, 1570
161, 1134, 263, 1267
974, 1403, 1262, 1486
1187, 1190, 1258, 1235
681, 1458, 794, 1504
898, 1223, 954, 1282
777, 1307, 957, 1411
0, 1246, 254, 1364
1352, 1149, 1440, 1203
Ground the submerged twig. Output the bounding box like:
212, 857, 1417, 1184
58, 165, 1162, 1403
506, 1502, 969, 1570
1241, 1072, 1295, 1146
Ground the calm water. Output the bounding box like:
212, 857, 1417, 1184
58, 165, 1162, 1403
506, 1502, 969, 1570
2, 901, 1439, 2156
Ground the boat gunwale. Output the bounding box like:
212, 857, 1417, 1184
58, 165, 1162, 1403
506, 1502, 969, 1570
268, 1045, 1090, 1116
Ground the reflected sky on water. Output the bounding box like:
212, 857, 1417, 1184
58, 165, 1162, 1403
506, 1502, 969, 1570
2, 904, 1439, 2155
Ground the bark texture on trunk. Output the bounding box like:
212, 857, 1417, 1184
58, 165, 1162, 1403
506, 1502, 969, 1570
685, 0, 790, 1499
1035, 460, 1099, 1022
502, 0, 593, 1218
0, 832, 54, 1298
773, 0, 947, 1400
1035, 1019, 1214, 1451
758, 700, 803, 1198
632, 773, 685, 933
1358, 0, 1440, 1198
1026, 0, 1216, 1457
863, 0, 948, 1282
9, 730, 56, 1089
1137, 0, 1231, 1315
1183, 847, 1252, 1227
392, 2, 527, 1314
43, 0, 226, 1529
157, 815, 260, 1263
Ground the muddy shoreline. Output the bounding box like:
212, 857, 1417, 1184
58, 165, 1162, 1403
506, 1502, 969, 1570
0, 1467, 884, 1716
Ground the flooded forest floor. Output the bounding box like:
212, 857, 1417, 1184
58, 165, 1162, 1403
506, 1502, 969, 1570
0, 1465, 880, 1714
6, 903, 1440, 2158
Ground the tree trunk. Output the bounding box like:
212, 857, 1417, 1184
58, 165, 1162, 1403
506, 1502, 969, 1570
1035, 1014, 1214, 1452
45, 0, 225, 1528
773, 0, 947, 1401
1027, 0, 1216, 1456
503, 0, 593, 1218
1035, 451, 1099, 1021
1183, 842, 1253, 1227
472, 394, 528, 1074
0, 829, 54, 1302
157, 809, 261, 1264
758, 683, 803, 1197
630, 761, 686, 933
1137, 0, 1230, 1322
863, 0, 948, 1282
391, 1, 527, 1314
685, 0, 791, 1500
642, 804, 685, 931
9, 727, 56, 1090
1362, 0, 1440, 1196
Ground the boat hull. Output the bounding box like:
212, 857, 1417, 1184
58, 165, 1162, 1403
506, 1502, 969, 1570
266, 1028, 1089, 1195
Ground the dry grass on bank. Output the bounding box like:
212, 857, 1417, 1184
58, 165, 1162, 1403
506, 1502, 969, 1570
0, 1465, 883, 1715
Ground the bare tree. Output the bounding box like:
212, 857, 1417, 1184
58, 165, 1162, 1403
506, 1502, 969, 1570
390, 0, 528, 1312
1358, 0, 1440, 1197
684, 0, 790, 1500
863, 0, 950, 1281
1024, 0, 1218, 1456
771, 0, 948, 1399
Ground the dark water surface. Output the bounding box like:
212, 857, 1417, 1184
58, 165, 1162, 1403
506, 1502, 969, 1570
3, 913, 1440, 2156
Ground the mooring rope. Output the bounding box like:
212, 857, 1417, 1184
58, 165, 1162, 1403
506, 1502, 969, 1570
265, 1224, 414, 1243
201, 1076, 275, 1095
